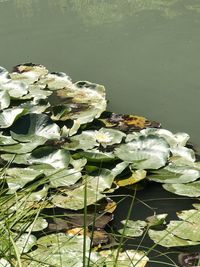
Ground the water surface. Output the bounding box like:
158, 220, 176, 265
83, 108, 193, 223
0, 0, 200, 144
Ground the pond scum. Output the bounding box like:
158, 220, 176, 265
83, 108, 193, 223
0, 63, 200, 266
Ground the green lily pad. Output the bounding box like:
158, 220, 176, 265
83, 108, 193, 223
176, 208, 200, 223
22, 233, 95, 267
51, 181, 105, 210
0, 66, 10, 83
115, 135, 170, 169
0, 90, 10, 110
2, 167, 43, 193
163, 181, 200, 197
15, 233, 37, 253
28, 147, 70, 169
148, 164, 200, 183
148, 228, 200, 247
146, 213, 168, 227
0, 134, 18, 145
10, 113, 60, 142
0, 259, 11, 267
39, 71, 72, 90
0, 80, 28, 98
11, 63, 48, 85
0, 108, 27, 128
75, 148, 115, 162
118, 220, 147, 237
48, 168, 82, 188
170, 147, 196, 162
13, 217, 48, 232
98, 249, 149, 267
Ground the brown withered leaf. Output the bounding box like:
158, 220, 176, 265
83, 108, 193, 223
99, 112, 161, 132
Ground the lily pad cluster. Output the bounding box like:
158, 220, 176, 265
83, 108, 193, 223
0, 63, 200, 266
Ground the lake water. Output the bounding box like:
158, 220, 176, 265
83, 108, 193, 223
0, 1, 200, 266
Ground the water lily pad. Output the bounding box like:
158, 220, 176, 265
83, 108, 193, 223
148, 164, 200, 183
28, 147, 70, 169
118, 220, 147, 237
116, 170, 146, 187
39, 71, 72, 90
170, 147, 195, 162
0, 259, 11, 267
0, 66, 10, 83
15, 233, 37, 253
176, 208, 200, 223
2, 167, 43, 193
115, 135, 170, 169
22, 233, 95, 267
76, 148, 115, 162
13, 217, 48, 232
0, 80, 28, 98
11, 63, 48, 84
0, 90, 10, 110
98, 249, 149, 267
148, 228, 200, 247
51, 181, 105, 210
0, 134, 18, 145
163, 181, 200, 197
10, 113, 60, 142
139, 128, 190, 147
0, 108, 27, 128
146, 213, 168, 227
48, 168, 82, 188
48, 81, 106, 134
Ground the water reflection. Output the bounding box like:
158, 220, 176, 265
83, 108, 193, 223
2, 0, 200, 22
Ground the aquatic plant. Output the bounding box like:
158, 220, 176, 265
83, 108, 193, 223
0, 63, 200, 266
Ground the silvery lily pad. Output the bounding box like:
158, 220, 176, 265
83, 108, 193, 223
0, 108, 27, 128
48, 81, 106, 134
39, 71, 72, 90
0, 66, 10, 83
139, 128, 190, 147
0, 134, 18, 145
176, 208, 200, 223
98, 249, 149, 267
148, 163, 200, 183
170, 146, 195, 162
0, 258, 11, 267
22, 233, 96, 267
163, 181, 200, 197
3, 167, 43, 193
148, 228, 200, 247
11, 63, 48, 84
28, 147, 70, 169
115, 135, 170, 169
13, 217, 48, 232
0, 80, 28, 98
118, 220, 147, 237
0, 90, 10, 110
76, 148, 115, 162
10, 113, 60, 142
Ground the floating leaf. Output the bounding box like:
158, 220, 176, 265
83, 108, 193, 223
51, 180, 105, 210
148, 228, 200, 247
170, 146, 195, 162
116, 170, 146, 187
95, 128, 126, 147
15, 233, 37, 253
148, 164, 200, 183
163, 181, 200, 197
39, 71, 72, 90
118, 220, 147, 237
0, 90, 10, 110
0, 66, 10, 83
100, 112, 160, 132
138, 128, 190, 147
0, 259, 11, 267
0, 80, 28, 98
0, 134, 18, 145
28, 147, 70, 169
115, 135, 170, 169
13, 217, 48, 232
22, 233, 95, 267
48, 81, 106, 133
98, 249, 149, 267
76, 148, 115, 162
10, 113, 60, 142
11, 63, 48, 84
2, 167, 43, 193
176, 208, 200, 223
0, 108, 27, 128
48, 168, 82, 188
146, 213, 168, 227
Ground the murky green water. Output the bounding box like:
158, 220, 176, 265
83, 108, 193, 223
0, 0, 200, 144
0, 1, 200, 265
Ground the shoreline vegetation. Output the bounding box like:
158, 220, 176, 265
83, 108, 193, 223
0, 63, 200, 266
